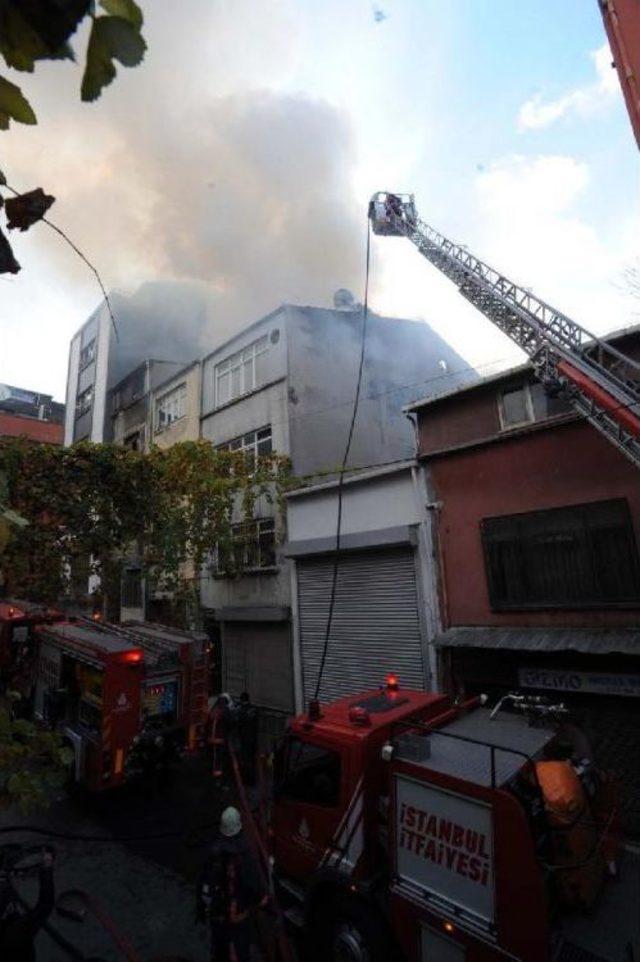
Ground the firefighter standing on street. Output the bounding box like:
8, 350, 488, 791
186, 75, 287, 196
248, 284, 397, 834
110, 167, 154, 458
0, 848, 55, 962
197, 806, 269, 962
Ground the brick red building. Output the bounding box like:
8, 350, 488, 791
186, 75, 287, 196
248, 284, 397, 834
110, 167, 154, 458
408, 329, 640, 835
0, 411, 63, 444
0, 382, 64, 445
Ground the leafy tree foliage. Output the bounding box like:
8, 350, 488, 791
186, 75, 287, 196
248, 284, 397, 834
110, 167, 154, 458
0, 1, 147, 275
0, 708, 72, 811
0, 439, 290, 616
0, 0, 146, 127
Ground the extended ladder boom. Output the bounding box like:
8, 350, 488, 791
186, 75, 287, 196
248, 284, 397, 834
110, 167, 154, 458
369, 192, 640, 468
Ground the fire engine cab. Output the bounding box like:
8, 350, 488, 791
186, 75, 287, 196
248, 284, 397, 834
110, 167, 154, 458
31, 618, 208, 790
0, 598, 62, 684
271, 680, 630, 962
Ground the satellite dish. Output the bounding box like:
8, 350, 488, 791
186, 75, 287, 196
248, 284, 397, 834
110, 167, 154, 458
333, 289, 357, 311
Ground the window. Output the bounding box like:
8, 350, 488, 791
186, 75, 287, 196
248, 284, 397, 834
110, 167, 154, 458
155, 382, 186, 431
217, 518, 276, 573
124, 429, 144, 451
121, 569, 143, 608
275, 737, 341, 807
498, 382, 571, 431
75, 385, 93, 418
215, 336, 269, 407
482, 499, 640, 610
218, 426, 272, 471
79, 339, 96, 370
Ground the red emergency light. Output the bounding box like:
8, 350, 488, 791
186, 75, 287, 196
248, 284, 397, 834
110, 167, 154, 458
386, 673, 399, 692
120, 649, 143, 664
349, 706, 371, 727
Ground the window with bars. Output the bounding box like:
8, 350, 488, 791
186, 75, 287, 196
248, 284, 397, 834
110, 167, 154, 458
482, 499, 640, 610
217, 426, 272, 471
215, 336, 269, 407
79, 339, 96, 370
75, 384, 93, 418
155, 382, 186, 432
216, 518, 276, 573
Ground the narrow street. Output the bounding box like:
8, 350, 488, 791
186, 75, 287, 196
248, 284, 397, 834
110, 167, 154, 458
1, 757, 242, 962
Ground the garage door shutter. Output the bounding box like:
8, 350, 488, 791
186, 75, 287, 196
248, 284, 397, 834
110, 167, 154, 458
297, 548, 425, 704
223, 622, 293, 712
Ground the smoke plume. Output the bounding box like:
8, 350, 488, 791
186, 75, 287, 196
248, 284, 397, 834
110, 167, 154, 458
1, 0, 364, 367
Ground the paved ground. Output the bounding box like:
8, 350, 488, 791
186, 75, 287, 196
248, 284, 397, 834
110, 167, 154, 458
0, 756, 264, 962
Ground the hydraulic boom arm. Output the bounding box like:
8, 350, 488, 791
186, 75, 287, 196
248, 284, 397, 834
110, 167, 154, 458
369, 192, 640, 468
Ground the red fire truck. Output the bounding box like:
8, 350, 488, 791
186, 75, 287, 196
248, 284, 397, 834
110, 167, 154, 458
270, 680, 633, 962
0, 600, 64, 682
31, 618, 208, 790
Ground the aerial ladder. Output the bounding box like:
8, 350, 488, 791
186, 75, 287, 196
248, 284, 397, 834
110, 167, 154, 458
369, 192, 640, 468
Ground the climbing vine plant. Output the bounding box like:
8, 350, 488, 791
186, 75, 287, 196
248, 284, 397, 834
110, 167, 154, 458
0, 439, 291, 616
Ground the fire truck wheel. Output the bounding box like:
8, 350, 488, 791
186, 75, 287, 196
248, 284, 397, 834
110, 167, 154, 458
313, 897, 392, 962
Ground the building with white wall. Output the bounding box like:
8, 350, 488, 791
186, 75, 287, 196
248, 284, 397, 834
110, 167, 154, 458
285, 462, 440, 712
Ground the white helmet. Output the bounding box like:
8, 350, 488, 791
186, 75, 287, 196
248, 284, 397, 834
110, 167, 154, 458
220, 806, 242, 838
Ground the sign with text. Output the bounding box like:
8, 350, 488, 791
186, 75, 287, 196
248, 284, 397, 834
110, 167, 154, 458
395, 775, 494, 923
519, 667, 640, 699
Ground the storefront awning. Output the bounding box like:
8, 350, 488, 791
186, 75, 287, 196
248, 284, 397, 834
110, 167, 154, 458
434, 626, 639, 657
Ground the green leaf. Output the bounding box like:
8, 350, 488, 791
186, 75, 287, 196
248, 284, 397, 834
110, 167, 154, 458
0, 224, 20, 273
81, 15, 146, 102
3, 507, 28, 528
100, 0, 143, 30
0, 2, 50, 72
0, 75, 36, 128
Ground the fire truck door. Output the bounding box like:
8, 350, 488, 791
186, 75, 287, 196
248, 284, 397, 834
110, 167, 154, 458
273, 735, 355, 876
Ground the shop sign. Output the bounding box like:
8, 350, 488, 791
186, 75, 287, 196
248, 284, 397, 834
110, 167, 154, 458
519, 666, 640, 699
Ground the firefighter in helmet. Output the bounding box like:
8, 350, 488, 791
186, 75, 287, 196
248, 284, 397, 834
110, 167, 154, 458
197, 806, 269, 962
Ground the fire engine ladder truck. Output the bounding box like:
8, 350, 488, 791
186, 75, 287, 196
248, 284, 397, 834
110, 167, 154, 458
369, 192, 640, 468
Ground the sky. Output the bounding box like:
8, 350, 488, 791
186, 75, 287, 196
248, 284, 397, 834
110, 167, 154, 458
0, 0, 638, 401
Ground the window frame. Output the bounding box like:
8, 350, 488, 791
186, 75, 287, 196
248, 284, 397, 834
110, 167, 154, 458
481, 498, 640, 611
121, 568, 143, 609
217, 425, 273, 471
274, 736, 342, 808
214, 335, 269, 408
497, 383, 535, 431
79, 339, 96, 372
216, 516, 277, 574
75, 384, 94, 419
155, 382, 187, 433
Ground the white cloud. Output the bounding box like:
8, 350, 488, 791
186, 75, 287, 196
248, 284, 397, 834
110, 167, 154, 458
518, 43, 618, 130
472, 155, 637, 336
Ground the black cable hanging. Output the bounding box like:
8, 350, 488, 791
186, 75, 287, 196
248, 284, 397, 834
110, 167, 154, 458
313, 218, 372, 700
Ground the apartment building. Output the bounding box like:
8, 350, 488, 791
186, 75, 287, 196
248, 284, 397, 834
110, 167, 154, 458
199, 302, 469, 719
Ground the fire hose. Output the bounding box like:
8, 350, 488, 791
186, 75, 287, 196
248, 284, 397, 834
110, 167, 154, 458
226, 742, 296, 962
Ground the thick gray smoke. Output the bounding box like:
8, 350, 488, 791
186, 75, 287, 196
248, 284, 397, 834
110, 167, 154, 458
1, 1, 365, 362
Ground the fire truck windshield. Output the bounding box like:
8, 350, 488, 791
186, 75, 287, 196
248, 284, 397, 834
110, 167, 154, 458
275, 737, 341, 807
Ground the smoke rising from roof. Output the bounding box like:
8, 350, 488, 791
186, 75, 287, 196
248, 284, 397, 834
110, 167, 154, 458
2, 1, 364, 364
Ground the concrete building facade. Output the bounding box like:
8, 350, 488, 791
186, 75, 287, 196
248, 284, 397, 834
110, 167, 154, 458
64, 283, 211, 446
199, 302, 469, 719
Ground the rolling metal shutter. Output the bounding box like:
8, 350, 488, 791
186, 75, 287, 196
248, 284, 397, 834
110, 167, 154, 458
222, 622, 293, 712
297, 547, 426, 704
